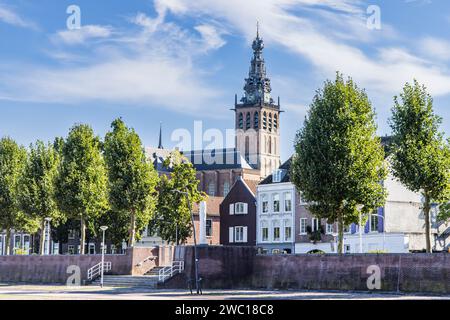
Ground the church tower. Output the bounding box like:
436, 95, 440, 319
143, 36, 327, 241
234, 25, 282, 178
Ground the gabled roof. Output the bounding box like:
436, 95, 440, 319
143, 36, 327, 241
223, 176, 257, 204
259, 157, 292, 185
181, 148, 254, 171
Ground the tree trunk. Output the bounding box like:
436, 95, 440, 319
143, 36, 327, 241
80, 216, 86, 255
128, 209, 136, 248
337, 208, 344, 255
5, 228, 11, 256
423, 192, 432, 253
39, 219, 46, 255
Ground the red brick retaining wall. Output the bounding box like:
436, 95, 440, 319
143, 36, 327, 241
0, 247, 159, 284
164, 246, 449, 294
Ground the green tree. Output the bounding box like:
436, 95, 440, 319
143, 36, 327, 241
150, 151, 205, 244
104, 118, 159, 247
0, 137, 33, 255
291, 73, 387, 254
19, 140, 65, 255
56, 124, 109, 254
390, 80, 450, 253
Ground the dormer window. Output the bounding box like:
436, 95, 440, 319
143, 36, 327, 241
272, 169, 286, 183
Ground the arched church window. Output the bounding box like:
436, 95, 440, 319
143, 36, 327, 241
254, 112, 259, 129
223, 181, 230, 197
269, 113, 273, 132
238, 113, 243, 129
274, 114, 278, 130
246, 113, 251, 130
263, 112, 267, 130
208, 182, 216, 196
268, 136, 272, 154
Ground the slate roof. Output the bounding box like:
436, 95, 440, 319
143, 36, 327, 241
259, 157, 292, 185
181, 148, 254, 171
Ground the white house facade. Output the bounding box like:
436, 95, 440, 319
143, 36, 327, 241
256, 164, 296, 254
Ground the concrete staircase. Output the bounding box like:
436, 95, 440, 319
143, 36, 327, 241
144, 266, 165, 276
89, 275, 159, 288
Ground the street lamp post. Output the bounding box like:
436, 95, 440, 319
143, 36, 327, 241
44, 217, 52, 255
173, 188, 200, 295
100, 226, 108, 288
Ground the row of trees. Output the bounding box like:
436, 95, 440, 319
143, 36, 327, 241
292, 74, 450, 253
0, 118, 204, 255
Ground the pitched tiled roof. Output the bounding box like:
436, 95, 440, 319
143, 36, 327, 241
192, 196, 223, 216
243, 179, 259, 195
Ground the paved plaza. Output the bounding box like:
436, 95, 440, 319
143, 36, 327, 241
0, 284, 448, 300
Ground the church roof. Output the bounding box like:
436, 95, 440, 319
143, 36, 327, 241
239, 24, 277, 107
181, 148, 254, 171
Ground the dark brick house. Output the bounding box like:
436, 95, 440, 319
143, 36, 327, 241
220, 177, 258, 246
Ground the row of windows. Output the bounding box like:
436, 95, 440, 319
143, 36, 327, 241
260, 219, 292, 243
208, 181, 230, 197
238, 111, 278, 132
261, 192, 292, 213
298, 214, 381, 235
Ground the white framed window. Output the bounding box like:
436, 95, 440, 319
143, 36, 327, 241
261, 194, 269, 213
208, 182, 216, 196
300, 218, 307, 235
223, 181, 230, 197
326, 223, 333, 234
370, 214, 379, 233
312, 218, 319, 232
272, 170, 282, 183
273, 220, 281, 242
206, 219, 212, 237
235, 202, 248, 215
53, 242, 59, 255
261, 221, 269, 242
23, 235, 31, 255
89, 243, 96, 255
284, 219, 292, 242
273, 194, 280, 212
14, 235, 21, 254
235, 226, 243, 242
229, 203, 234, 215
284, 192, 292, 212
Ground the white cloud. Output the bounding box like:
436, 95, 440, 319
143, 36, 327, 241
195, 24, 226, 51
153, 0, 450, 97
54, 25, 113, 45
420, 37, 450, 62
0, 3, 36, 29
0, 10, 226, 114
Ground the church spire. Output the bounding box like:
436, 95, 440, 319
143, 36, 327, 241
158, 122, 163, 149
240, 23, 273, 106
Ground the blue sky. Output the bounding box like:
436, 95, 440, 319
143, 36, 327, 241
0, 0, 449, 161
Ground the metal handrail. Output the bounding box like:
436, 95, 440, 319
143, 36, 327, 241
158, 260, 184, 282
87, 261, 112, 281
